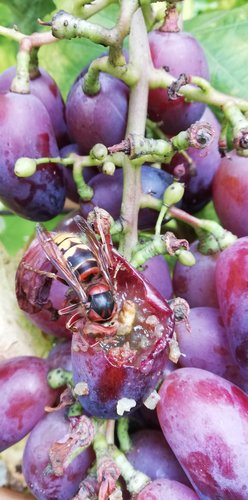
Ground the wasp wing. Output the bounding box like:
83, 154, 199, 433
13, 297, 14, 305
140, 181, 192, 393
74, 215, 114, 291
36, 224, 88, 303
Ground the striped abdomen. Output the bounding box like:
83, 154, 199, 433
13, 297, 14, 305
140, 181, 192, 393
54, 233, 100, 282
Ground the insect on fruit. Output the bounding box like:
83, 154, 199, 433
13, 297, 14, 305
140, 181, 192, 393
35, 215, 117, 334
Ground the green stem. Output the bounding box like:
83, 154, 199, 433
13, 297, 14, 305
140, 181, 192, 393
83, 55, 138, 95
149, 68, 248, 112
10, 45, 30, 93
49, 0, 138, 47
117, 418, 132, 452
118, 8, 152, 259
110, 445, 150, 494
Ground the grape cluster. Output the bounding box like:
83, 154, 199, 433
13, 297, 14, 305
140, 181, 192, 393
1, 2, 248, 499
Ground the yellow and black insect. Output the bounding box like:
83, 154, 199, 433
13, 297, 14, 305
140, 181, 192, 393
36, 216, 116, 327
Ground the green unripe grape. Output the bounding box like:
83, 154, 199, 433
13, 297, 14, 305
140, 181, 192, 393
90, 143, 108, 161
163, 181, 184, 206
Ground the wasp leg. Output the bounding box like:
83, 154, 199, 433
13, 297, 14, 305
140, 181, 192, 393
22, 263, 68, 286
59, 303, 80, 316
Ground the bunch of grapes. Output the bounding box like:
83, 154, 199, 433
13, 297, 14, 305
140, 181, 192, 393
1, 1, 248, 499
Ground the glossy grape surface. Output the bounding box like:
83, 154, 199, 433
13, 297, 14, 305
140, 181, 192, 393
0, 66, 69, 147
216, 237, 248, 373
66, 72, 129, 153
157, 368, 248, 498
213, 151, 248, 237
148, 30, 209, 135
176, 307, 248, 390
23, 410, 95, 500
173, 240, 219, 307
126, 429, 191, 485
0, 356, 57, 452
135, 478, 198, 499
0, 92, 65, 220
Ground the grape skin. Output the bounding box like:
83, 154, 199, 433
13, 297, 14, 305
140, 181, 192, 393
0, 356, 58, 452
0, 66, 69, 148
176, 307, 248, 390
148, 30, 209, 135
23, 410, 95, 500
157, 368, 248, 498
213, 151, 248, 237
173, 240, 219, 308
135, 478, 198, 499
215, 237, 248, 373
66, 72, 129, 154
0, 91, 65, 221
126, 429, 191, 486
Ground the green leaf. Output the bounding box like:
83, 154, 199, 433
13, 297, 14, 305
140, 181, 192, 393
0, 0, 56, 33
186, 5, 248, 100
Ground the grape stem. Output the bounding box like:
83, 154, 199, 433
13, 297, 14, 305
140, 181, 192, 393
0, 25, 56, 47
118, 8, 152, 259
116, 418, 132, 452
168, 206, 237, 253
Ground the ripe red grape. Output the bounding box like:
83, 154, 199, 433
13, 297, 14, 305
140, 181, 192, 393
0, 91, 65, 221
213, 151, 248, 237
66, 72, 129, 153
0, 356, 57, 452
148, 30, 209, 135
215, 237, 248, 373
16, 237, 71, 338
72, 251, 174, 419
140, 255, 173, 300
157, 368, 248, 498
126, 429, 191, 485
0, 66, 69, 148
173, 240, 219, 307
135, 478, 198, 499
176, 307, 248, 390
22, 410, 95, 500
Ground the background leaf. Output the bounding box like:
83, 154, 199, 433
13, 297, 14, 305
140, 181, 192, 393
0, 0, 56, 33
186, 4, 248, 100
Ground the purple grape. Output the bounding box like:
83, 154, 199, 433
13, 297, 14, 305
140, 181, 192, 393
176, 307, 248, 390
157, 368, 248, 498
0, 66, 69, 147
173, 240, 219, 307
215, 237, 248, 374
66, 72, 129, 154
140, 255, 173, 300
126, 430, 191, 485
213, 151, 248, 237
47, 341, 72, 372
71, 251, 174, 419
148, 30, 209, 135
16, 237, 71, 338
0, 91, 65, 221
0, 356, 57, 452
167, 107, 221, 212
23, 410, 95, 500
80, 166, 175, 229
136, 478, 198, 499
